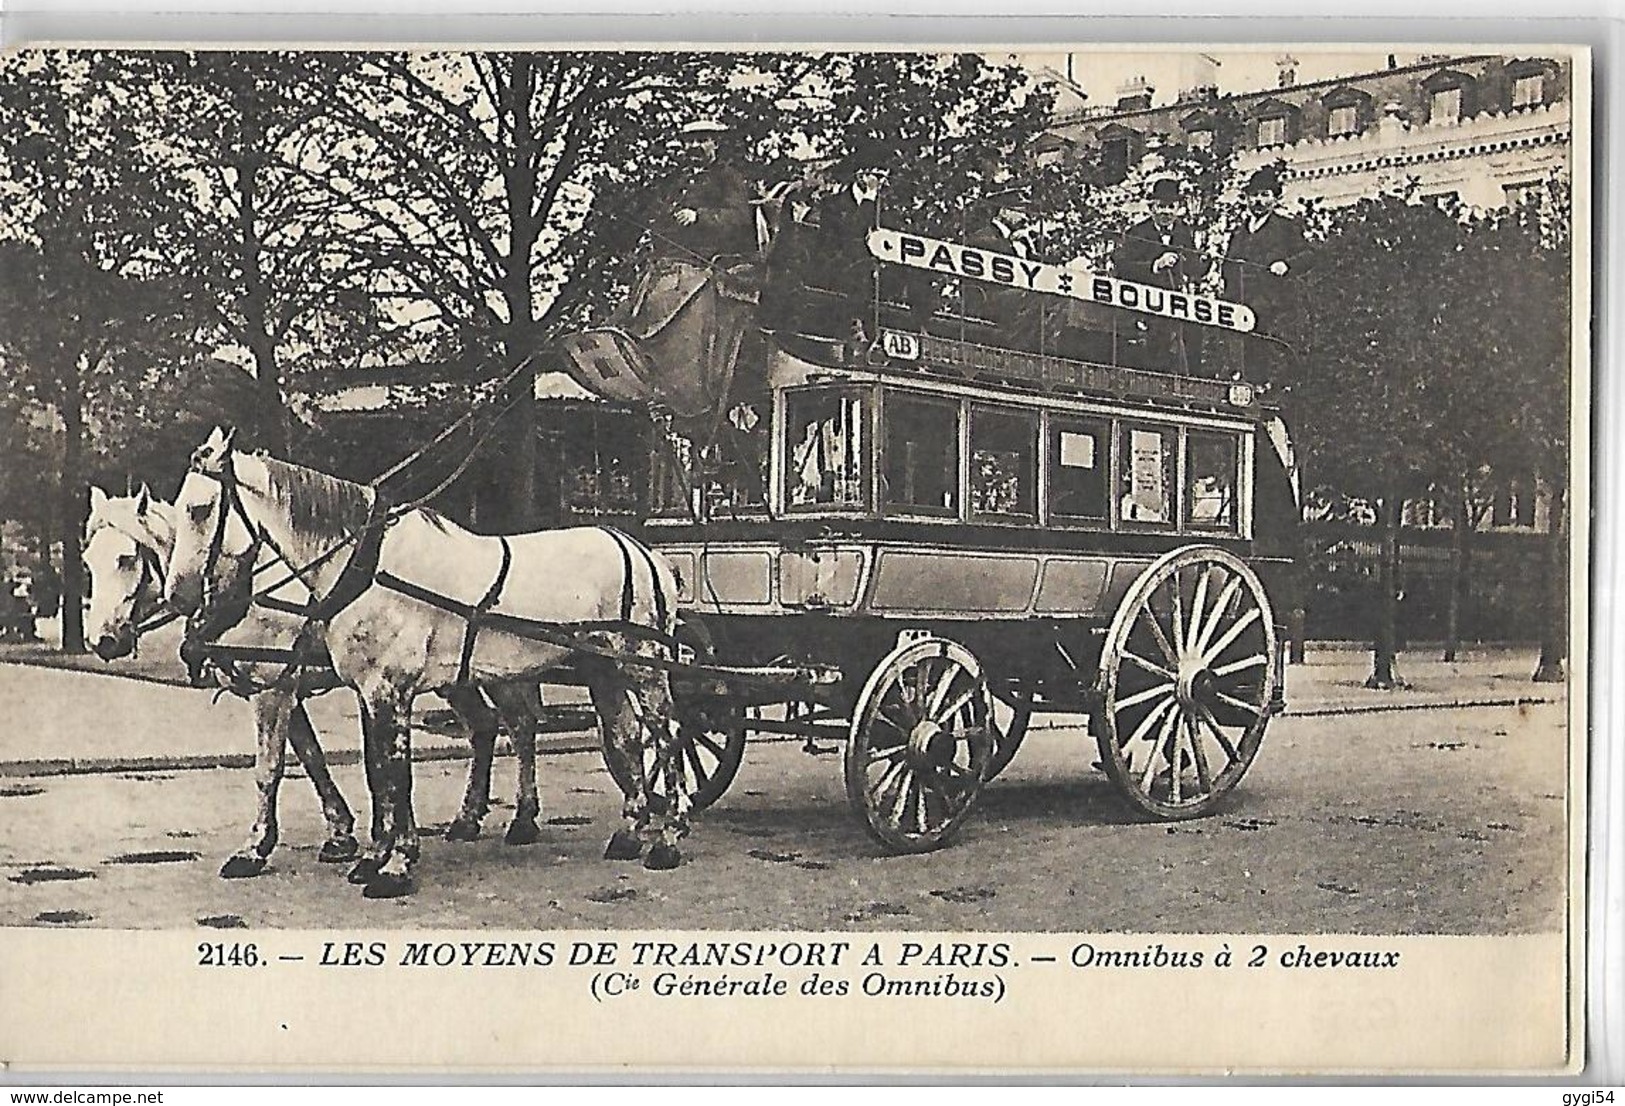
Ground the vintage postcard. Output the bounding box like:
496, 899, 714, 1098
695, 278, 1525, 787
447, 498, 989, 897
0, 43, 1589, 1075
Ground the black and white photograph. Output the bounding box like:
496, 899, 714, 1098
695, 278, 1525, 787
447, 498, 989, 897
0, 44, 1587, 1073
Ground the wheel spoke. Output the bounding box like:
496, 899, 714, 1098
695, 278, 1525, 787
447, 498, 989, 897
1169, 568, 1186, 657
1212, 652, 1268, 678
691, 730, 727, 759
936, 683, 979, 725
1186, 712, 1213, 794
685, 740, 711, 787
925, 658, 964, 718
1168, 710, 1184, 804
1138, 605, 1179, 666
877, 704, 912, 737
1195, 574, 1244, 657
1115, 680, 1175, 713
1196, 704, 1241, 762
1122, 696, 1176, 759
1187, 565, 1211, 653
869, 758, 907, 817
866, 743, 906, 766
1122, 650, 1177, 682
1140, 706, 1180, 793
1203, 605, 1262, 667
1214, 690, 1262, 717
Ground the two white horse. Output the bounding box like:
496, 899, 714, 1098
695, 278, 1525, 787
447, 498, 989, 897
81, 485, 542, 879
162, 428, 689, 898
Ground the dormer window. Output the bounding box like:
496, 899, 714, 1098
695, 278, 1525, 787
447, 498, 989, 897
1505, 58, 1556, 110
1421, 69, 1477, 123
1180, 110, 1219, 153
1257, 116, 1286, 146
1431, 86, 1462, 123
1096, 124, 1144, 185
1320, 86, 1373, 138
1250, 97, 1298, 148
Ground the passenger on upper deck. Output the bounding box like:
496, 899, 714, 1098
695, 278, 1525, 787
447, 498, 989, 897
962, 194, 1042, 350
813, 137, 894, 348
1114, 177, 1204, 289
1221, 165, 1309, 386
651, 120, 758, 263
1113, 177, 1205, 373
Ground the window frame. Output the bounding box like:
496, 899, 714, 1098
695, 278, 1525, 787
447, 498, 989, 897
879, 389, 964, 520
1044, 414, 1114, 529
1114, 421, 1182, 531
1184, 429, 1243, 535
780, 384, 875, 517
967, 402, 1041, 524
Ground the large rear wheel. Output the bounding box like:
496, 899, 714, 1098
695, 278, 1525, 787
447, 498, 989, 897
1096, 546, 1278, 819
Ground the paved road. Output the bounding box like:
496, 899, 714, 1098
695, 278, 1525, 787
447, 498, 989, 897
0, 667, 1568, 933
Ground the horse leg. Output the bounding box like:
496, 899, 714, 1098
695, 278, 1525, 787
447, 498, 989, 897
220, 691, 295, 879
489, 683, 540, 846
631, 666, 688, 872
441, 685, 496, 842
362, 689, 418, 899
347, 698, 388, 886
285, 701, 359, 863
588, 672, 647, 862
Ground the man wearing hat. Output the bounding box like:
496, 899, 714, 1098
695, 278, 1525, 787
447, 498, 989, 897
1222, 165, 1308, 383
1113, 176, 1203, 371
653, 119, 757, 262
812, 138, 895, 346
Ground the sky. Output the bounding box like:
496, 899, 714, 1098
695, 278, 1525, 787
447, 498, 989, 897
1017, 50, 1398, 109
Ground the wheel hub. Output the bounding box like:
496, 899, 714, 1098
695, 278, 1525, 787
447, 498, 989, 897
907, 719, 950, 766
1175, 660, 1217, 710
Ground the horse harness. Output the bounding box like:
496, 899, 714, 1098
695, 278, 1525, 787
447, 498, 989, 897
188, 451, 683, 695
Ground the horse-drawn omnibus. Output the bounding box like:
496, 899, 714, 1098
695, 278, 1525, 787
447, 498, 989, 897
559, 223, 1303, 853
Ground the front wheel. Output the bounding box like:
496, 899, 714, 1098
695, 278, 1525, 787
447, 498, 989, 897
602, 704, 745, 812
1096, 546, 1278, 819
844, 636, 994, 853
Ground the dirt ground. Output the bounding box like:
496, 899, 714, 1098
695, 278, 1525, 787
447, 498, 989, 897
0, 699, 1569, 934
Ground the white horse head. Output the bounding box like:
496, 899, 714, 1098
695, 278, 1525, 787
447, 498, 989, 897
164, 426, 261, 626
83, 484, 173, 660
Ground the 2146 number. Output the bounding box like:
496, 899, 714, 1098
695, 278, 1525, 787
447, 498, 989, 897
198, 942, 260, 967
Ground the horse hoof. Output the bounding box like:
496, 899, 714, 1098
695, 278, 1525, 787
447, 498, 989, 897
644, 843, 681, 871
445, 819, 482, 843
318, 837, 360, 863
504, 820, 541, 847
361, 872, 414, 899
219, 854, 266, 880
604, 829, 643, 861
347, 858, 381, 885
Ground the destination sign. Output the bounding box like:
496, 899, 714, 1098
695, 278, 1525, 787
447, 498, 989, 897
866, 228, 1256, 334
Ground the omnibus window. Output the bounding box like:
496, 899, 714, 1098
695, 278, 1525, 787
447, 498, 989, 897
970, 405, 1037, 520
884, 393, 959, 515
1187, 432, 1239, 530
1118, 423, 1177, 526
653, 429, 695, 516
559, 408, 643, 518
1048, 418, 1110, 523
785, 389, 868, 510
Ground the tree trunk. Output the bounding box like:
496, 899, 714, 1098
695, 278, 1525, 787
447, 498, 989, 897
1366, 483, 1402, 689
1533, 485, 1567, 683
56, 377, 87, 654
1443, 489, 1470, 662
249, 333, 288, 456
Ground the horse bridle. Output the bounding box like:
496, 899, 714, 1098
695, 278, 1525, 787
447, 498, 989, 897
83, 517, 173, 644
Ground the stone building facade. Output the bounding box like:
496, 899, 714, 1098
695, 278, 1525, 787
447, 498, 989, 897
1046, 53, 1573, 211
